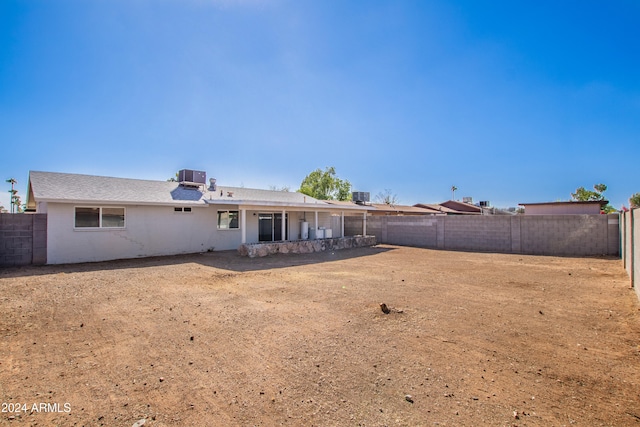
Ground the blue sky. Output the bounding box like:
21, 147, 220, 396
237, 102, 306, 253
1, 0, 638, 210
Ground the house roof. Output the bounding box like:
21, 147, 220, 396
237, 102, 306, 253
413, 203, 459, 214
368, 203, 441, 215
27, 171, 368, 211
413, 201, 482, 215
323, 201, 443, 215
440, 200, 482, 213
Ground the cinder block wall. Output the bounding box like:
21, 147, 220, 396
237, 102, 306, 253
345, 214, 619, 257
520, 215, 615, 256
0, 213, 47, 267
442, 216, 512, 252
635, 209, 640, 300
623, 211, 633, 277
621, 209, 639, 300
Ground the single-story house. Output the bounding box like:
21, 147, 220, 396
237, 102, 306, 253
325, 200, 443, 216
366, 203, 442, 216
413, 200, 515, 216
414, 201, 482, 215
519, 201, 609, 215
26, 170, 370, 264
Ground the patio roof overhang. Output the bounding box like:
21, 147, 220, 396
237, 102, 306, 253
204, 199, 370, 212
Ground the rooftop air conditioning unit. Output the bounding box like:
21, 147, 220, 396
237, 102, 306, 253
462, 197, 473, 204
178, 169, 206, 186
352, 192, 370, 204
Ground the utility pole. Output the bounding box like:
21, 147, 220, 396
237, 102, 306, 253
6, 178, 17, 214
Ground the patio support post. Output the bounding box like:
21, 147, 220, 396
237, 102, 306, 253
241, 208, 246, 244
315, 211, 318, 239
282, 209, 286, 241
363, 212, 367, 236
341, 211, 345, 237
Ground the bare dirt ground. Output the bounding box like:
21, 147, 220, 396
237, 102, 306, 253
1, 245, 639, 427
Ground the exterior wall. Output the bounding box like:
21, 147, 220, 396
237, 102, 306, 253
524, 204, 602, 215
623, 211, 632, 277
345, 214, 619, 257
631, 209, 640, 298
0, 213, 47, 266
520, 215, 610, 256
443, 216, 512, 252
621, 209, 639, 301
385, 216, 438, 248
46, 203, 240, 264
45, 204, 356, 264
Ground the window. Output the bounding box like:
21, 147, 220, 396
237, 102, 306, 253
174, 207, 192, 213
75, 207, 125, 228
75, 207, 100, 227
217, 210, 239, 229
102, 207, 125, 227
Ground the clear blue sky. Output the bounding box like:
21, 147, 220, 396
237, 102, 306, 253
1, 0, 638, 210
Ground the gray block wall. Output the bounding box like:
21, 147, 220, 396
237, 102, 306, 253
345, 214, 619, 257
620, 209, 638, 301
631, 209, 640, 298
0, 213, 47, 267
623, 211, 632, 278
443, 216, 512, 252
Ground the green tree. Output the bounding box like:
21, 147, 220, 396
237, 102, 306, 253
12, 195, 23, 213
375, 189, 399, 205
571, 183, 615, 213
630, 193, 640, 208
299, 167, 352, 201
571, 183, 607, 201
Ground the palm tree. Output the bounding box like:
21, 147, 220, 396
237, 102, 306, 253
451, 185, 458, 201
6, 178, 17, 213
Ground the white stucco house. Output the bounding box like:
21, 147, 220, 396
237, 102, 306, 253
26, 170, 370, 264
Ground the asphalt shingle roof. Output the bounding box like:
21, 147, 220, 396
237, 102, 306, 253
28, 171, 368, 211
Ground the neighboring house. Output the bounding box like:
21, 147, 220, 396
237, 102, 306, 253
414, 201, 482, 215
26, 170, 369, 264
367, 203, 442, 216
413, 203, 459, 215
413, 200, 515, 216
325, 201, 441, 216
325, 200, 444, 216
519, 201, 609, 215
440, 200, 483, 214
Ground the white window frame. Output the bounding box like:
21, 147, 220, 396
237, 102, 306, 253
217, 210, 240, 230
74, 206, 126, 230
174, 207, 193, 213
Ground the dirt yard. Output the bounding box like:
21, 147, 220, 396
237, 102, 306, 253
1, 245, 639, 426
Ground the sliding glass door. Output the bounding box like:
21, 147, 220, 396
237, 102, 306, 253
258, 213, 288, 242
